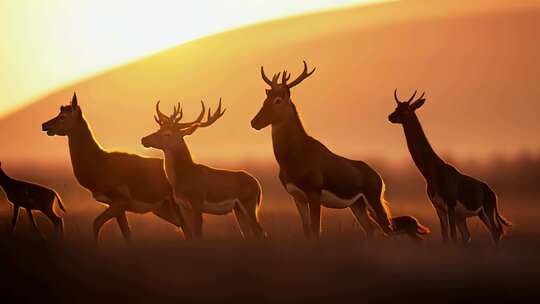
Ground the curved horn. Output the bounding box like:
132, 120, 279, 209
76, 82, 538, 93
394, 89, 401, 104
174, 100, 206, 129
287, 60, 316, 88
417, 92, 425, 101
407, 90, 417, 103
261, 66, 273, 86
155, 100, 169, 123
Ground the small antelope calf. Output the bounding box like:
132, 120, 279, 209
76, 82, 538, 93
0, 162, 65, 238
392, 215, 431, 241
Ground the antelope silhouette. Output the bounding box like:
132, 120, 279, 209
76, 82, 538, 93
41, 93, 191, 243
389, 90, 511, 244
0, 162, 65, 238
392, 215, 430, 241
141, 100, 266, 239
251, 61, 428, 240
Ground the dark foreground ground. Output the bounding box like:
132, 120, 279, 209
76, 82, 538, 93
2, 234, 540, 303
1, 195, 539, 303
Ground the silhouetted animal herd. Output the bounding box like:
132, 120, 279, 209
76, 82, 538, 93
2, 61, 510, 245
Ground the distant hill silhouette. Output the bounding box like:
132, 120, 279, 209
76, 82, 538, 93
1, 0, 539, 164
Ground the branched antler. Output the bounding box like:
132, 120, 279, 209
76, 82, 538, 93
173, 101, 206, 129
197, 98, 226, 128
260, 61, 315, 88
286, 61, 316, 88
171, 102, 183, 123
155, 100, 203, 127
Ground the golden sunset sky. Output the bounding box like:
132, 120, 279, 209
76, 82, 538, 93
0, 0, 384, 117
0, 0, 538, 164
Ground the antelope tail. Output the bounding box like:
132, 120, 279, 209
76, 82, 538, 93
496, 208, 512, 234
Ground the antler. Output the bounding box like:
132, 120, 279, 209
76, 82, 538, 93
272, 72, 281, 84
261, 61, 315, 88
407, 90, 417, 103
197, 98, 226, 128
261, 66, 274, 87
394, 89, 425, 104
281, 70, 290, 84
155, 100, 169, 125
155, 100, 203, 127
287, 60, 316, 88
174, 100, 206, 129
394, 89, 400, 104
170, 102, 183, 123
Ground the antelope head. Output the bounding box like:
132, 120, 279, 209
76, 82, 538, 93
388, 89, 426, 124
42, 93, 83, 136
141, 99, 225, 150
251, 61, 315, 130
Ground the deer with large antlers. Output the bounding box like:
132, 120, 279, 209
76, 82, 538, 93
42, 94, 190, 243
251, 61, 429, 240
389, 90, 511, 244
141, 99, 266, 239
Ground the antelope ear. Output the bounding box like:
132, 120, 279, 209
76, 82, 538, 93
410, 98, 425, 111
71, 92, 78, 108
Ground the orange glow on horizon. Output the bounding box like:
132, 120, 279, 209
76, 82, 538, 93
0, 0, 387, 117
0, 0, 538, 163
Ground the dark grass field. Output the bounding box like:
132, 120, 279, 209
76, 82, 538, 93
1, 192, 539, 303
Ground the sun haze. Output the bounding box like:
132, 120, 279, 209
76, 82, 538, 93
0, 0, 385, 117
1, 0, 538, 164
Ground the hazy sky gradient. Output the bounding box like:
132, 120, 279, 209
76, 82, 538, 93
1, 0, 538, 163
0, 0, 385, 117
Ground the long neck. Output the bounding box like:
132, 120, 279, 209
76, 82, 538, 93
67, 115, 105, 181
271, 102, 310, 166
0, 169, 13, 188
163, 140, 196, 186
402, 114, 444, 180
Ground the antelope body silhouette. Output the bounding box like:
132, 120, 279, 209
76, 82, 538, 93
141, 100, 266, 239
0, 162, 65, 238
251, 61, 428, 240
42, 93, 190, 242
389, 90, 511, 244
